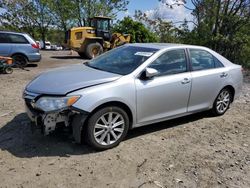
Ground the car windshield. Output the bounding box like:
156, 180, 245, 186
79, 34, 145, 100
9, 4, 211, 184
85, 46, 158, 75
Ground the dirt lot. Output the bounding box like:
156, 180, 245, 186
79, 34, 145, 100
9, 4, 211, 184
0, 50, 249, 188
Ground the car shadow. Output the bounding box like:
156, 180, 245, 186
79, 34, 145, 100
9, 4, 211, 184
50, 56, 84, 60
26, 63, 38, 68
0, 111, 211, 158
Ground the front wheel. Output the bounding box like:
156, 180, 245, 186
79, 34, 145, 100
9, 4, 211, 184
212, 88, 232, 116
85, 42, 103, 59
86, 106, 129, 150
4, 67, 13, 74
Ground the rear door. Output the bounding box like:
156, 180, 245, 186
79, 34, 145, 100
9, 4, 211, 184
187, 48, 228, 112
0, 33, 12, 56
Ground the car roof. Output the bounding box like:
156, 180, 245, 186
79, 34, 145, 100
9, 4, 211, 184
0, 30, 27, 35
128, 43, 235, 67
127, 43, 208, 50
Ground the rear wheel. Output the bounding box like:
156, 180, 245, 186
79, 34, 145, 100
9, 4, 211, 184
212, 88, 232, 116
86, 106, 129, 150
12, 54, 27, 67
85, 42, 103, 59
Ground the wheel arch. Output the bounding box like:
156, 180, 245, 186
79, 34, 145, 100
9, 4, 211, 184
11, 53, 29, 61
82, 38, 104, 50
73, 100, 133, 144
222, 85, 235, 102
87, 101, 134, 129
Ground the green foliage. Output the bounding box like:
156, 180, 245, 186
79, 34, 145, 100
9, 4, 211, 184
1, 0, 249, 68
182, 0, 250, 68
134, 10, 181, 43
0, 0, 129, 47
157, 0, 250, 68
69, 0, 129, 26
113, 17, 158, 43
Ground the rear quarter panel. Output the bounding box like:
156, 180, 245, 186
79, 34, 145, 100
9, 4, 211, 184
227, 65, 243, 100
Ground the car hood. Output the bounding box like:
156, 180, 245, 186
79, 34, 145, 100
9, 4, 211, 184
26, 64, 121, 95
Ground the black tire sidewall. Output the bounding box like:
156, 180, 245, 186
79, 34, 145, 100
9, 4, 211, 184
86, 43, 103, 59
4, 67, 13, 74
12, 54, 27, 67
212, 88, 232, 116
86, 106, 129, 150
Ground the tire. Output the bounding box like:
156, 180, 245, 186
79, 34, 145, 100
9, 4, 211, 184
4, 67, 13, 74
211, 88, 232, 116
78, 52, 86, 58
85, 42, 103, 59
86, 106, 129, 150
12, 54, 28, 67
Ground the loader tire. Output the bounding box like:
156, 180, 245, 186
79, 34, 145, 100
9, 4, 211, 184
85, 43, 103, 59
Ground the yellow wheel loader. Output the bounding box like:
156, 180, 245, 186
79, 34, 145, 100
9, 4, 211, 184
65, 16, 131, 59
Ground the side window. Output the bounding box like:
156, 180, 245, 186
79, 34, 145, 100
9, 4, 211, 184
7, 34, 29, 44
75, 32, 82, 40
189, 49, 215, 71
0, 33, 9, 43
148, 49, 187, 76
214, 57, 224, 68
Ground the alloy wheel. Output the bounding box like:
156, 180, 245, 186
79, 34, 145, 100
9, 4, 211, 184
94, 112, 125, 146
216, 90, 230, 114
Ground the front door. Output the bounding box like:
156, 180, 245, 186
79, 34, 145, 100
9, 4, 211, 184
135, 49, 192, 124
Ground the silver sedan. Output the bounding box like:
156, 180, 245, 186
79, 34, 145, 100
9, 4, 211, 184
23, 43, 243, 150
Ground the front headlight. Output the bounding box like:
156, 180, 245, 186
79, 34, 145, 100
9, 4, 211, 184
35, 96, 80, 112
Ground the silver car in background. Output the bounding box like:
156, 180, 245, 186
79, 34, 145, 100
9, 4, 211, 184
23, 43, 243, 150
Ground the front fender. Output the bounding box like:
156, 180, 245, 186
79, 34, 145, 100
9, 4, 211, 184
70, 77, 136, 123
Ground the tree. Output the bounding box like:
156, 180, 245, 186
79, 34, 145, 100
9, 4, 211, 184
0, 0, 37, 37
135, 10, 180, 43
48, 0, 77, 32
0, 0, 129, 47
73, 0, 129, 26
0, 0, 54, 48
113, 17, 158, 43
159, 0, 250, 67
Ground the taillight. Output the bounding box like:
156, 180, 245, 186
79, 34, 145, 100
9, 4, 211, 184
31, 43, 39, 49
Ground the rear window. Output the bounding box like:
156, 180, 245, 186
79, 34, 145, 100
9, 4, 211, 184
189, 49, 224, 71
7, 34, 29, 44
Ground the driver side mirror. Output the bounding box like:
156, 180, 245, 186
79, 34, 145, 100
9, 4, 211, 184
140, 68, 159, 80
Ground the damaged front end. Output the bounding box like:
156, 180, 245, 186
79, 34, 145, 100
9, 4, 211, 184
23, 90, 88, 143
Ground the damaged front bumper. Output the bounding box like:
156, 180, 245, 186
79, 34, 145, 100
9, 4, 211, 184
25, 104, 71, 135
23, 91, 89, 143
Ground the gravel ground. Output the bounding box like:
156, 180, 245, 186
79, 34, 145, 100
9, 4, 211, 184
0, 51, 249, 188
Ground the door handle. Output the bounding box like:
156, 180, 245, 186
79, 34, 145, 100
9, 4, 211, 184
181, 78, 191, 84
220, 72, 228, 78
